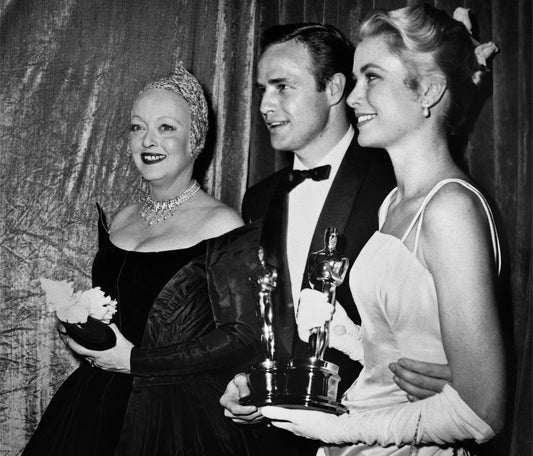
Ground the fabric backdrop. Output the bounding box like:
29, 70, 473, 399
0, 1, 530, 455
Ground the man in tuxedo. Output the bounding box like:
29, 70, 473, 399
241, 22, 395, 394
221, 23, 450, 455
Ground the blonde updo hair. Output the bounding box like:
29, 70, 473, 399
358, 4, 487, 134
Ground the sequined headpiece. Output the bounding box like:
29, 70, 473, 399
143, 61, 208, 158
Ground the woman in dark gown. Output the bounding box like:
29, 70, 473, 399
23, 207, 205, 455
23, 61, 258, 455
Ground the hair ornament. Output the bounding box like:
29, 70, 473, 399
452, 7, 473, 34
453, 7, 499, 68
473, 42, 499, 67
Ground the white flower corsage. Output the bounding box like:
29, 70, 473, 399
453, 7, 499, 67
40, 277, 117, 324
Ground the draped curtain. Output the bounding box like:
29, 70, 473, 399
1, 0, 530, 454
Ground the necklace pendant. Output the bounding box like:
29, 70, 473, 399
139, 180, 200, 225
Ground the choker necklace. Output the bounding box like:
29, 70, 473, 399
139, 180, 200, 225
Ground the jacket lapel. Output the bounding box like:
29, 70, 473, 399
309, 137, 367, 257
259, 168, 295, 359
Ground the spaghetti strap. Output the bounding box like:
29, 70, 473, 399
399, 196, 429, 243
378, 188, 399, 229
406, 179, 501, 273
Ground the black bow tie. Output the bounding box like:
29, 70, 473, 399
287, 165, 331, 191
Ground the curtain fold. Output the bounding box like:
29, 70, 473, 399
0, 1, 530, 454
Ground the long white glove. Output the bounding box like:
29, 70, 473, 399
261, 384, 495, 446
296, 289, 364, 363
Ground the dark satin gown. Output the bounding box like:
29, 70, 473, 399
115, 222, 262, 456
23, 206, 205, 456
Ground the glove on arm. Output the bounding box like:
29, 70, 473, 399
342, 384, 495, 446
263, 385, 494, 447
297, 289, 364, 363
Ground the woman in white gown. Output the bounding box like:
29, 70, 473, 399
261, 4, 504, 455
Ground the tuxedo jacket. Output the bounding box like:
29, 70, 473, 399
242, 136, 396, 394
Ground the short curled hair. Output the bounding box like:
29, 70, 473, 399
261, 23, 355, 96
358, 4, 486, 134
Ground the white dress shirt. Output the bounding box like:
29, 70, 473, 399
286, 126, 355, 313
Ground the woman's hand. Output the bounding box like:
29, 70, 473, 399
297, 289, 364, 362
296, 289, 333, 342
261, 406, 346, 443
64, 324, 133, 373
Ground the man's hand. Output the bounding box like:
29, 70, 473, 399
389, 358, 452, 401
220, 373, 264, 424
64, 323, 133, 374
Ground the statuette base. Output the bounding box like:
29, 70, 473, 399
281, 358, 347, 415
239, 359, 287, 407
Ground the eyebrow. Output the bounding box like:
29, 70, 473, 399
130, 114, 185, 126
354, 63, 386, 75
255, 77, 293, 88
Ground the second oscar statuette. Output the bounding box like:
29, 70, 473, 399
240, 247, 286, 407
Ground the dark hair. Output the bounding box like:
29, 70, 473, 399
261, 23, 355, 96
358, 4, 487, 134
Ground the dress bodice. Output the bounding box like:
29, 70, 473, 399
344, 231, 448, 411
330, 179, 501, 456
91, 205, 205, 345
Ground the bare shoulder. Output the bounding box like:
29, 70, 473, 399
419, 181, 495, 269
422, 182, 490, 234
195, 192, 244, 239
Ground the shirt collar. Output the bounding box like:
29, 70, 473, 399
292, 126, 355, 177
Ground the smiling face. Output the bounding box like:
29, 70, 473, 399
347, 36, 423, 150
129, 88, 193, 189
256, 40, 333, 160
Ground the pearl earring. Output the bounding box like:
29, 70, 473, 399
422, 100, 430, 118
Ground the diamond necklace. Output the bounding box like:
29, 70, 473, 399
139, 180, 201, 225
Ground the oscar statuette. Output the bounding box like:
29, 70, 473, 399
283, 226, 348, 414
240, 247, 286, 406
